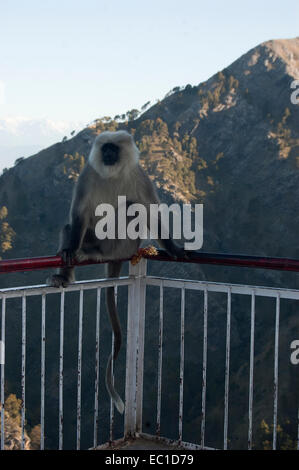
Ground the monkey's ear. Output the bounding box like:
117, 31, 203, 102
117, 131, 133, 145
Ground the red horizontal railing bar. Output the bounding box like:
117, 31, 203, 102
1, 250, 299, 274
143, 250, 299, 272
0, 255, 130, 274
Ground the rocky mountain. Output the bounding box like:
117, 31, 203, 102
0, 37, 299, 450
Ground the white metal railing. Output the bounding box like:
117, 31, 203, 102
0, 259, 299, 450
0, 276, 133, 451
144, 275, 298, 450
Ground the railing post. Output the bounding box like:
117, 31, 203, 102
124, 259, 147, 438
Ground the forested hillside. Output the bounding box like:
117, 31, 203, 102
0, 37, 299, 449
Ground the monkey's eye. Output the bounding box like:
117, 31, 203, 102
102, 143, 120, 165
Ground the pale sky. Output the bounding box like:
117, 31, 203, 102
0, 0, 298, 169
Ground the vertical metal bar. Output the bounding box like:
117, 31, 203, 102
40, 294, 46, 450
201, 287, 208, 449
178, 286, 185, 444
156, 281, 164, 437
125, 260, 146, 438
135, 259, 147, 434
125, 278, 136, 437
109, 285, 117, 444
109, 334, 115, 444
0, 297, 6, 450
248, 291, 255, 450
273, 293, 280, 450
223, 288, 231, 450
59, 291, 65, 450
21, 295, 26, 450
76, 289, 83, 450
93, 287, 101, 449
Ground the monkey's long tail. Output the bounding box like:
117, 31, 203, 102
105, 261, 125, 414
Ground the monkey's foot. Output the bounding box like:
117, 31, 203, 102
46, 274, 71, 288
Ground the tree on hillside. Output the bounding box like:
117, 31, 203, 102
0, 207, 15, 259
126, 109, 140, 121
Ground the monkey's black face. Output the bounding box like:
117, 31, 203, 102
101, 142, 120, 166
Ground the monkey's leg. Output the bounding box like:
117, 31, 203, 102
155, 214, 189, 259
47, 224, 76, 287
47, 266, 75, 288
105, 260, 125, 414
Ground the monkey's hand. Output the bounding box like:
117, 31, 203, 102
165, 242, 190, 261
58, 248, 77, 266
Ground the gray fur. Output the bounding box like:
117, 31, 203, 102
47, 130, 186, 413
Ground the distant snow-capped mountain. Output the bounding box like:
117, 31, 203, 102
0, 117, 84, 170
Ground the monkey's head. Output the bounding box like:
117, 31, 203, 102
89, 130, 139, 179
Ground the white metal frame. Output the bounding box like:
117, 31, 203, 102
0, 260, 298, 450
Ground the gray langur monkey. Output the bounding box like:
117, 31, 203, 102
47, 130, 187, 414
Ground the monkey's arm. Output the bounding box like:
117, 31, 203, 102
47, 179, 90, 286
58, 215, 87, 264
156, 218, 187, 258
137, 167, 188, 259
58, 180, 89, 264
